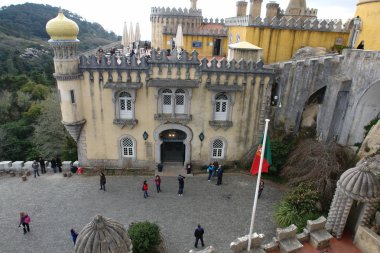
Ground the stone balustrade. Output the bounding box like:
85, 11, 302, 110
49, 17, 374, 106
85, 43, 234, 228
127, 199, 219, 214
0, 160, 77, 174
225, 16, 351, 33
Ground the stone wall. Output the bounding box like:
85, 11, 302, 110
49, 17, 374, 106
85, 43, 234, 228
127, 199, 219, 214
354, 225, 380, 253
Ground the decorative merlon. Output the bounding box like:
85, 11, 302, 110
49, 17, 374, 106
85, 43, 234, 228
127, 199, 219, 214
151, 6, 202, 17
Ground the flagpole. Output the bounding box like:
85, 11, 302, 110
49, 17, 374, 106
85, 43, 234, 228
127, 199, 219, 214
247, 119, 270, 251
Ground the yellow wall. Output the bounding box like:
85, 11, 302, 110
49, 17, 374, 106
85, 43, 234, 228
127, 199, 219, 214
162, 34, 228, 57
355, 1, 380, 50
227, 26, 350, 63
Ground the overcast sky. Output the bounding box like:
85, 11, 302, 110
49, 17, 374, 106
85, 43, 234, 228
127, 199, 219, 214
1, 0, 358, 39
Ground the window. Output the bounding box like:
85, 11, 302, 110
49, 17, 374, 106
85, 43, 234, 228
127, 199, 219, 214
70, 90, 75, 104
175, 89, 185, 114
121, 137, 134, 157
212, 139, 224, 158
215, 93, 228, 121
162, 89, 172, 114
119, 92, 133, 119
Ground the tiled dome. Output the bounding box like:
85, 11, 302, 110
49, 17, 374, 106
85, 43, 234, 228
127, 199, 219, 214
46, 9, 79, 40
75, 215, 132, 253
338, 161, 380, 201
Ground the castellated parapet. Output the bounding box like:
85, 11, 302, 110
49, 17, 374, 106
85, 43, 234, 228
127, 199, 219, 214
151, 7, 202, 17
225, 16, 350, 33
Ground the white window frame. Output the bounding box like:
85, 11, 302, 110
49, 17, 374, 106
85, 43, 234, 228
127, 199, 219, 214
119, 92, 133, 119
211, 139, 225, 158
121, 136, 135, 157
175, 89, 186, 114
156, 88, 192, 116
162, 89, 173, 114
215, 93, 229, 121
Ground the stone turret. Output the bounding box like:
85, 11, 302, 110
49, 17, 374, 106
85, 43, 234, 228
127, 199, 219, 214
236, 1, 248, 17
284, 0, 317, 19
46, 9, 86, 144
266, 1, 280, 21
190, 0, 198, 10
250, 0, 263, 19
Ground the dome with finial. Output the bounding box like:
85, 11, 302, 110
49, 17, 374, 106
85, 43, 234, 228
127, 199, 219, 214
337, 159, 380, 202
74, 215, 132, 253
46, 9, 79, 40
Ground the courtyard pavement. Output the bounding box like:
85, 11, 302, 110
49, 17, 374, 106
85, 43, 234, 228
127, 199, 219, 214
0, 172, 284, 253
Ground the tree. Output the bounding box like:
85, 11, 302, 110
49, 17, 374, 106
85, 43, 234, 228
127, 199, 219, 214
128, 221, 161, 253
32, 91, 77, 160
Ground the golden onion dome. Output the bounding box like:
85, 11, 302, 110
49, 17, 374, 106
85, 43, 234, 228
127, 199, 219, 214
46, 9, 79, 40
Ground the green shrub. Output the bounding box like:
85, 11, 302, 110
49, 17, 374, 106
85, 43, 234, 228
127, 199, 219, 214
270, 139, 295, 175
275, 183, 322, 232
128, 221, 161, 253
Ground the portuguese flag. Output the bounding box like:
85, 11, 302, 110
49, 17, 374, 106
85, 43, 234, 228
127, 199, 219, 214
250, 135, 272, 175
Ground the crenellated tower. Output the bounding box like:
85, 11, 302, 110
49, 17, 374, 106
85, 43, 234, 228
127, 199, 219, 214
46, 10, 86, 146
250, 0, 263, 19
266, 1, 280, 21
236, 1, 248, 17
284, 0, 317, 19
190, 0, 198, 10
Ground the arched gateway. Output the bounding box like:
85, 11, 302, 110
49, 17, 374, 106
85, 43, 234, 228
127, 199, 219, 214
154, 124, 193, 166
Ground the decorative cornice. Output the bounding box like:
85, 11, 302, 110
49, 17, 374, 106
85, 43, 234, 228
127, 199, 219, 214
147, 79, 199, 88
209, 120, 233, 129
104, 82, 143, 90
54, 73, 82, 81
205, 84, 243, 92
113, 119, 138, 129
154, 114, 192, 124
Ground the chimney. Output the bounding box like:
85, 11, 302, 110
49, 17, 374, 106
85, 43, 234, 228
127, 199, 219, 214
266, 1, 280, 21
236, 1, 248, 17
250, 0, 263, 19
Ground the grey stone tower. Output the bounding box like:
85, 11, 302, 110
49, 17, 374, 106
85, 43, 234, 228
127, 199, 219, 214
250, 0, 263, 19
236, 1, 248, 17
190, 0, 198, 9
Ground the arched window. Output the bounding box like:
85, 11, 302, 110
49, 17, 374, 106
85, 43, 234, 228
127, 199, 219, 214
121, 137, 134, 157
212, 139, 224, 158
119, 92, 132, 119
215, 93, 228, 121
175, 89, 185, 114
162, 89, 173, 114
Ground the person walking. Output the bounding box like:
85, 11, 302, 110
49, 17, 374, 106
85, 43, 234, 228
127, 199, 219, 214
258, 180, 265, 199
99, 172, 106, 191
357, 40, 364, 49
18, 212, 31, 234
216, 165, 223, 186
142, 180, 149, 198
56, 157, 62, 173
70, 229, 78, 245
155, 175, 161, 193
51, 157, 57, 173
194, 224, 205, 248
207, 163, 214, 182
38, 157, 46, 174
32, 160, 40, 178
178, 174, 185, 196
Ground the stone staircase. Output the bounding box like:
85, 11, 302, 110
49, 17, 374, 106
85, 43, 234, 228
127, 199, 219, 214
155, 162, 192, 177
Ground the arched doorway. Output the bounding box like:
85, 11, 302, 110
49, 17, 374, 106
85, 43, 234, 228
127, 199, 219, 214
160, 129, 186, 163
154, 124, 193, 166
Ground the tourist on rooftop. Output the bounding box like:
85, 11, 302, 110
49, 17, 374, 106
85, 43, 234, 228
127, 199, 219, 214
357, 40, 364, 50
97, 48, 104, 63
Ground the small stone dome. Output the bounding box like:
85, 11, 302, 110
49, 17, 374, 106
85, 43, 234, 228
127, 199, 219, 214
337, 161, 380, 201
46, 9, 79, 40
75, 215, 132, 253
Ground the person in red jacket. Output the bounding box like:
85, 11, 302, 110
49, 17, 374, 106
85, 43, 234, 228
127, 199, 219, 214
142, 180, 149, 198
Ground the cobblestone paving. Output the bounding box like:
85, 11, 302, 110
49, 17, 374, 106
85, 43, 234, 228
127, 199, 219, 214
0, 173, 284, 253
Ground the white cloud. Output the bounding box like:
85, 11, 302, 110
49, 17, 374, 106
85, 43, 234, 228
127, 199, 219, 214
1, 0, 358, 40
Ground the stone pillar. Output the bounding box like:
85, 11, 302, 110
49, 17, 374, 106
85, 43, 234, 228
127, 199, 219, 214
250, 0, 263, 19
236, 1, 248, 17
266, 2, 280, 21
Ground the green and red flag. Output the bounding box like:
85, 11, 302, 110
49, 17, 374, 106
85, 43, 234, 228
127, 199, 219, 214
250, 135, 272, 175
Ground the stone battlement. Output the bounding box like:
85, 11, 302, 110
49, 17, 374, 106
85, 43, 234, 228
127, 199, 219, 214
78, 50, 271, 74
271, 53, 344, 70
225, 16, 350, 33
151, 7, 202, 17
305, 8, 318, 16
163, 25, 227, 37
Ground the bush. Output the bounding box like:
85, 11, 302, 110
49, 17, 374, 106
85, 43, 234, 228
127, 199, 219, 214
128, 221, 161, 253
275, 183, 321, 232
270, 139, 295, 175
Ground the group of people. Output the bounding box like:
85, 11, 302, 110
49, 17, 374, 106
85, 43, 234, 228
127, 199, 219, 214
206, 162, 224, 185
32, 156, 62, 177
